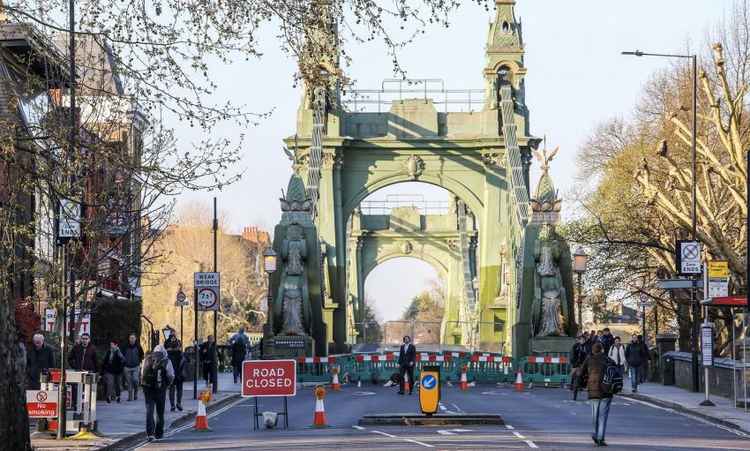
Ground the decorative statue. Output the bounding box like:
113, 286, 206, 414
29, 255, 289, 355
530, 146, 570, 337
533, 224, 566, 336
280, 224, 308, 335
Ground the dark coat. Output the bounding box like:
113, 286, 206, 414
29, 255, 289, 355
68, 343, 98, 373
398, 343, 416, 367
167, 348, 186, 382
199, 342, 216, 365
27, 344, 56, 389
102, 348, 126, 375
625, 342, 647, 367
599, 334, 614, 355
570, 342, 587, 368
123, 343, 144, 368
580, 352, 611, 400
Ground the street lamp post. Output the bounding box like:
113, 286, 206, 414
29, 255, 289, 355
263, 247, 278, 343
572, 247, 589, 330
622, 50, 701, 394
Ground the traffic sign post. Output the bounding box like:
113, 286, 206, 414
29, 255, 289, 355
194, 272, 220, 311
242, 360, 296, 429
175, 287, 188, 344
676, 240, 702, 275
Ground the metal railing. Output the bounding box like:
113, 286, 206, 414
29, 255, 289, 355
360, 199, 450, 215
341, 78, 485, 113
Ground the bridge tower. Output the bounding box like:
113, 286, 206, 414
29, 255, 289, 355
285, 0, 542, 355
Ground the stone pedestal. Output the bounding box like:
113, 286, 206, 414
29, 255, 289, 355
530, 336, 575, 354
262, 334, 313, 360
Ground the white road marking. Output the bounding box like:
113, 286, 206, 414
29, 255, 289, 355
437, 430, 456, 435
451, 403, 465, 413
505, 424, 515, 430
129, 396, 246, 450
627, 397, 750, 438
371, 430, 397, 438
371, 429, 434, 448
512, 431, 526, 439
525, 440, 539, 448
405, 438, 435, 448
508, 428, 538, 449
352, 425, 365, 430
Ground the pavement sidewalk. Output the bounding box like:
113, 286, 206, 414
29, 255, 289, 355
621, 382, 750, 435
31, 373, 242, 450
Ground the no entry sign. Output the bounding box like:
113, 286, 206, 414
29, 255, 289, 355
241, 360, 296, 397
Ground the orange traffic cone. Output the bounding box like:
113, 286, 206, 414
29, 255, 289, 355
313, 386, 327, 428
194, 388, 212, 431
460, 366, 469, 391
331, 366, 341, 391
403, 372, 411, 393
514, 370, 525, 392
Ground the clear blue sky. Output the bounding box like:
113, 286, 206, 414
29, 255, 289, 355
175, 0, 733, 322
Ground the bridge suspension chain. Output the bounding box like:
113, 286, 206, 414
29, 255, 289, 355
307, 87, 327, 219
498, 81, 530, 227
457, 200, 478, 347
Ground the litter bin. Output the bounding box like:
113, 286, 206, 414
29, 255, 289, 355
662, 354, 675, 386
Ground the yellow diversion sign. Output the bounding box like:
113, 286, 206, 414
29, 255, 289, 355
419, 365, 441, 415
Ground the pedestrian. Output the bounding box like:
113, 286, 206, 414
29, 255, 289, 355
102, 341, 126, 403
165, 334, 185, 412
229, 328, 248, 384
599, 328, 614, 355
68, 333, 98, 373
141, 344, 175, 441
625, 334, 647, 393
608, 336, 626, 373
569, 334, 588, 401
397, 335, 416, 395
123, 333, 145, 401
638, 334, 650, 383
580, 342, 613, 447
199, 335, 216, 387
26, 333, 55, 390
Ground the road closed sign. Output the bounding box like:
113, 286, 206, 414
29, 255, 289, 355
241, 360, 297, 397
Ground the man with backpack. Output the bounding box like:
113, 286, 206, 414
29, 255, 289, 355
141, 344, 175, 441
626, 334, 647, 393
581, 342, 621, 447
229, 328, 249, 384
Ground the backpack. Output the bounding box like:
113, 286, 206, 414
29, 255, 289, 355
141, 355, 167, 389
600, 357, 624, 395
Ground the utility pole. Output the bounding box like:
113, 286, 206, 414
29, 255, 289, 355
212, 197, 218, 393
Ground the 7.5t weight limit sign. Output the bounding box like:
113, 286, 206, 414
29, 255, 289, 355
194, 272, 220, 311
241, 360, 296, 397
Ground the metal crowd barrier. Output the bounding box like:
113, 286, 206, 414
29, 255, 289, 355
292, 352, 570, 386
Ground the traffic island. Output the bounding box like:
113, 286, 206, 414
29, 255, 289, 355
359, 414, 503, 426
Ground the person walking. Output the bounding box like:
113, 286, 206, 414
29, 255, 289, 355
638, 334, 651, 383
141, 345, 175, 441
580, 342, 613, 447
599, 328, 614, 355
569, 334, 588, 401
165, 334, 185, 412
68, 333, 98, 373
229, 328, 248, 384
26, 333, 55, 390
608, 336, 627, 373
199, 335, 217, 387
123, 333, 145, 401
102, 341, 126, 403
626, 334, 647, 393
397, 335, 416, 395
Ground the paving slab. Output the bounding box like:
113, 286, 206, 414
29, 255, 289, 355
621, 382, 750, 435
